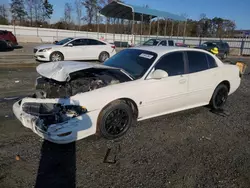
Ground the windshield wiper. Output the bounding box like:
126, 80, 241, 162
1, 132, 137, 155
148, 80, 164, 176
120, 69, 135, 80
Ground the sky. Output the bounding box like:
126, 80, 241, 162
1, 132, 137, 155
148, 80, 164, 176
4, 0, 250, 29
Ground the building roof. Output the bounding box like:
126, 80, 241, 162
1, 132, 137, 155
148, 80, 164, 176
100, 1, 186, 21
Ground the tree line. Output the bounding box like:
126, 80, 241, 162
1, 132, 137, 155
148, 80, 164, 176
0, 0, 236, 38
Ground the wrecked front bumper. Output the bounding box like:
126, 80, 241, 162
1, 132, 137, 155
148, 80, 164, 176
12, 99, 98, 144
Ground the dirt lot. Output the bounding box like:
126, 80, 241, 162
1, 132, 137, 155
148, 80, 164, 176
0, 45, 250, 188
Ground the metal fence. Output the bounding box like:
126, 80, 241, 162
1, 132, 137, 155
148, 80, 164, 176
1, 24, 250, 55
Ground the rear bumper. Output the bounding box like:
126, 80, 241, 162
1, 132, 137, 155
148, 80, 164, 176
229, 78, 241, 95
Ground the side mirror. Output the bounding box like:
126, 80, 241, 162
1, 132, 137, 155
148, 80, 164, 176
67, 43, 73, 47
150, 69, 169, 79
53, 40, 58, 44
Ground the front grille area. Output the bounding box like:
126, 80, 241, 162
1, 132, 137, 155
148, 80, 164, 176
34, 49, 38, 53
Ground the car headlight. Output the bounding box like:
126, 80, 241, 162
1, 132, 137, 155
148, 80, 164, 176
39, 48, 52, 52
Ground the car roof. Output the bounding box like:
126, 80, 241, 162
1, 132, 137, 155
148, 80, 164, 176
205, 41, 228, 44
71, 37, 109, 44
72, 37, 102, 40
131, 46, 209, 56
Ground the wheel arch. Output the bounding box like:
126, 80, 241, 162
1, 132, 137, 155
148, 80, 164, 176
100, 51, 110, 55
99, 51, 110, 59
96, 98, 139, 134
218, 80, 230, 92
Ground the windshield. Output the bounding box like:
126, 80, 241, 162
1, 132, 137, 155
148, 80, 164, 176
55, 38, 73, 45
104, 49, 157, 79
143, 39, 160, 46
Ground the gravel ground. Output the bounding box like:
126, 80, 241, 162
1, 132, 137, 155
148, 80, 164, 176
0, 58, 249, 188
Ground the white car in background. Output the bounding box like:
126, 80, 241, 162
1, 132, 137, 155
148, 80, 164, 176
13, 47, 241, 144
34, 37, 116, 62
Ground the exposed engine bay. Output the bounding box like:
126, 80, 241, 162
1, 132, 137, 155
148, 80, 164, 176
18, 68, 132, 132
34, 68, 131, 98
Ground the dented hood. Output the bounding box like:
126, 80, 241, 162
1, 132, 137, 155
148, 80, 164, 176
36, 61, 115, 82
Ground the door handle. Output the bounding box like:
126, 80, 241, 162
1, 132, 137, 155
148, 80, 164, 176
179, 79, 186, 84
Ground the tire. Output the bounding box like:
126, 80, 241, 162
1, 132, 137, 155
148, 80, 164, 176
210, 84, 229, 110
99, 52, 109, 63
50, 51, 64, 62
98, 101, 135, 139
0, 40, 7, 51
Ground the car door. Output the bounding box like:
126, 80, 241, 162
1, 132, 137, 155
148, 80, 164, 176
86, 39, 108, 59
186, 51, 219, 106
63, 39, 89, 60
139, 51, 189, 118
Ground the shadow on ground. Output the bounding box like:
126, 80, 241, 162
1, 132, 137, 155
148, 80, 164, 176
35, 141, 76, 188
14, 46, 23, 49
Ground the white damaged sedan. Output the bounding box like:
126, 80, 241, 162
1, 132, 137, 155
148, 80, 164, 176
13, 47, 241, 144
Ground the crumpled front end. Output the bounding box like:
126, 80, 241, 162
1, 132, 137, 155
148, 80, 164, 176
12, 62, 132, 143
13, 98, 99, 144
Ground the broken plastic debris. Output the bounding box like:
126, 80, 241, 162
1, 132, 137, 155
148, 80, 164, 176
15, 155, 20, 161
15, 80, 20, 83
5, 115, 9, 118
4, 97, 19, 101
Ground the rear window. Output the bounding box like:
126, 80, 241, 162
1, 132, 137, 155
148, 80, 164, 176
203, 42, 217, 48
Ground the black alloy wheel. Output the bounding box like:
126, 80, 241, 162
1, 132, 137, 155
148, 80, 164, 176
210, 84, 229, 110
99, 101, 134, 139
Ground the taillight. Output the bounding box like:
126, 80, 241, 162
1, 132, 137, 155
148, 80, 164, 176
111, 45, 116, 49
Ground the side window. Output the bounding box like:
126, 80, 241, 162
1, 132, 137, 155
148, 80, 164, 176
155, 52, 185, 76
71, 39, 87, 46
88, 39, 106, 45
168, 40, 174, 46
187, 51, 209, 73
159, 40, 167, 46
206, 54, 217, 68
